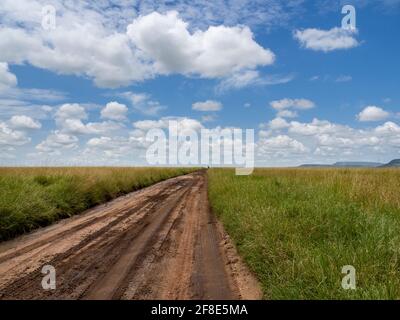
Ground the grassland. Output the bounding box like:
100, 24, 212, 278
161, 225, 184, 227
208, 168, 400, 299
0, 167, 195, 241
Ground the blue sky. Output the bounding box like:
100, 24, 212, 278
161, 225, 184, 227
0, 0, 399, 166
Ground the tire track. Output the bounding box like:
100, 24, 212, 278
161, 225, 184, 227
0, 171, 261, 300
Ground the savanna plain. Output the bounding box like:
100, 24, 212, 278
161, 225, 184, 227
0, 167, 399, 299
208, 168, 400, 299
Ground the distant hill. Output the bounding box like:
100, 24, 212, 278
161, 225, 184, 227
333, 162, 383, 168
299, 164, 332, 168
300, 159, 400, 168
380, 159, 400, 167
300, 161, 383, 168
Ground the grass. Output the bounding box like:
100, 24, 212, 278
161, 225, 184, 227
208, 168, 400, 299
0, 167, 195, 241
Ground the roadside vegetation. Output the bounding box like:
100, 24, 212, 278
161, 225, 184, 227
0, 167, 195, 241
208, 168, 400, 299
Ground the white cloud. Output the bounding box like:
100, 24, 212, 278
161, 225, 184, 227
56, 104, 87, 121
36, 131, 78, 153
216, 70, 262, 91
277, 110, 298, 118
0, 121, 30, 146
288, 118, 340, 136
54, 103, 123, 135
255, 117, 400, 166
123, 0, 304, 30
85, 135, 150, 160
375, 121, 400, 134
357, 106, 389, 122
294, 27, 359, 52
0, 23, 150, 88
268, 117, 290, 130
0, 87, 66, 102
60, 119, 122, 135
270, 98, 315, 111
192, 100, 222, 112
317, 134, 380, 148
87, 137, 114, 149
119, 92, 166, 116
258, 135, 308, 155
127, 11, 274, 78
101, 102, 128, 121
0, 62, 17, 90
216, 71, 294, 92
133, 117, 203, 132
0, 86, 67, 120
132, 120, 166, 131
9, 115, 41, 130
0, 4, 276, 88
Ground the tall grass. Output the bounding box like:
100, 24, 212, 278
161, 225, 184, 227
0, 167, 195, 241
208, 168, 400, 299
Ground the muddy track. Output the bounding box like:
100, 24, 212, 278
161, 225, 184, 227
0, 171, 261, 300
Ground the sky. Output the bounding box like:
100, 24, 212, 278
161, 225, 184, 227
0, 0, 399, 166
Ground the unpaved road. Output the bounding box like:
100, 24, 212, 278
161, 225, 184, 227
0, 171, 260, 300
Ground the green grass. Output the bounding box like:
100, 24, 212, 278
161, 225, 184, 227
208, 168, 400, 299
0, 167, 195, 241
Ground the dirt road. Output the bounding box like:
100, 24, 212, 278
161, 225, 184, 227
0, 171, 260, 300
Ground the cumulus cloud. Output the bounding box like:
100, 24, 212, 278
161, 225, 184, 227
60, 119, 122, 135
277, 110, 298, 118
268, 117, 290, 130
36, 131, 78, 153
288, 118, 340, 136
0, 121, 30, 146
119, 92, 166, 116
0, 62, 17, 90
0, 25, 149, 88
84, 115, 219, 161
54, 103, 123, 135
375, 121, 400, 134
0, 5, 275, 88
56, 104, 87, 121
192, 100, 222, 112
258, 134, 308, 156
254, 117, 400, 166
294, 27, 359, 52
127, 11, 275, 78
87, 137, 114, 149
85, 135, 148, 160
101, 102, 128, 121
9, 115, 41, 130
270, 98, 315, 111
133, 117, 203, 132
357, 106, 389, 122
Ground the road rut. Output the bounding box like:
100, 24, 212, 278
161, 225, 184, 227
0, 171, 261, 300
